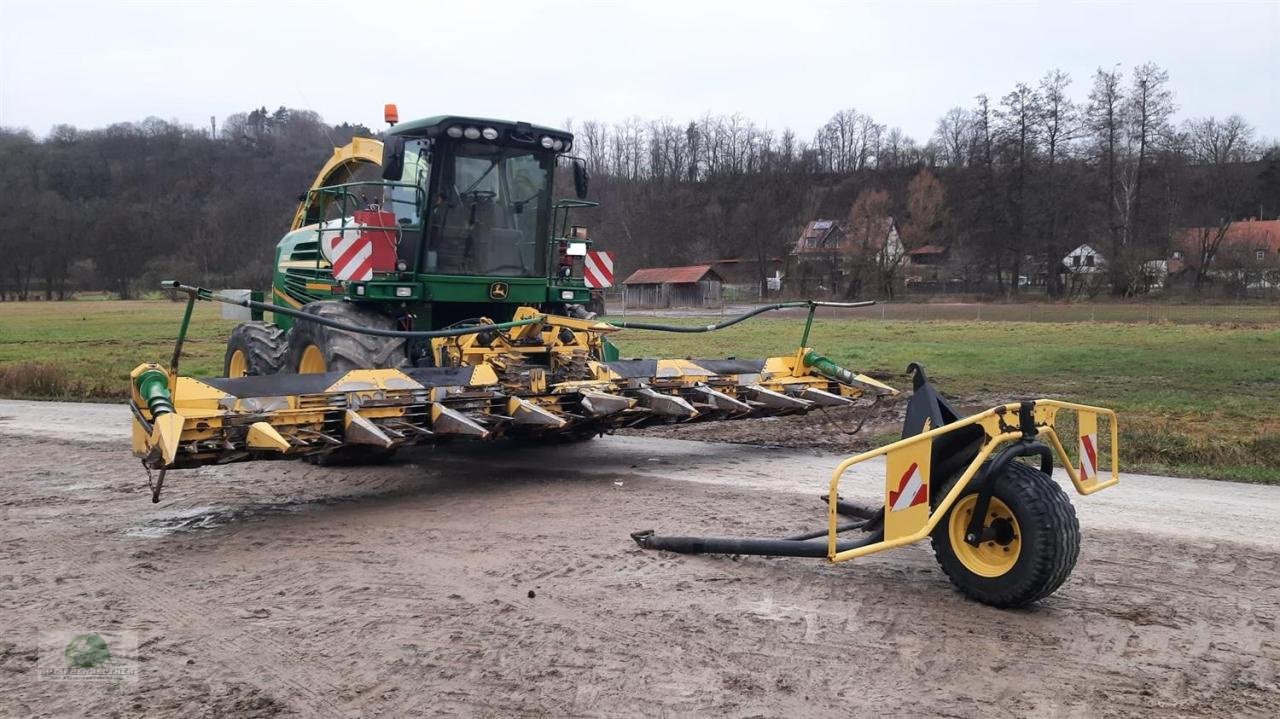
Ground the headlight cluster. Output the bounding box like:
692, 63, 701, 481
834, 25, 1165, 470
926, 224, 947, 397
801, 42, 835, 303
539, 136, 570, 152
444, 124, 571, 152
446, 124, 500, 141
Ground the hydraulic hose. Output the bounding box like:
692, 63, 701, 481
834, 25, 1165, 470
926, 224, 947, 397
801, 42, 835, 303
605, 300, 875, 333
163, 283, 875, 340
162, 281, 547, 340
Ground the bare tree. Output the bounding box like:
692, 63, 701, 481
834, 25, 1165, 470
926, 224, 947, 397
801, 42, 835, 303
997, 82, 1041, 294
1037, 69, 1079, 297
1087, 66, 1127, 291
933, 107, 972, 167
1181, 115, 1259, 291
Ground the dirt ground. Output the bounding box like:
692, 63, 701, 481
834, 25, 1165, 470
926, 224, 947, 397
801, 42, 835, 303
2, 401, 1279, 718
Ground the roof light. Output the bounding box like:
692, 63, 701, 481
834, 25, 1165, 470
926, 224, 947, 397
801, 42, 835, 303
383, 103, 399, 125
481, 127, 499, 140
552, 139, 564, 151
563, 140, 572, 152
446, 125, 463, 139
463, 126, 481, 140
540, 135, 554, 149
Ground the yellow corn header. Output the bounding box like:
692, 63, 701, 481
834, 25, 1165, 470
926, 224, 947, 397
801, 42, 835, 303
130, 285, 893, 475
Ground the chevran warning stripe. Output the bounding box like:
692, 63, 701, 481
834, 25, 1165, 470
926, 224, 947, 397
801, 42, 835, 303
889, 461, 928, 512
584, 250, 614, 288
328, 232, 374, 282
1079, 432, 1098, 483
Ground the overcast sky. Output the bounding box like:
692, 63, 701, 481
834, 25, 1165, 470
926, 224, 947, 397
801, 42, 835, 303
2, 0, 1277, 143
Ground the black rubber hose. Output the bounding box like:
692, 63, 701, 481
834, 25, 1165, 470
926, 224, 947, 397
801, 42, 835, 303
165, 282, 544, 340
165, 283, 875, 340
607, 300, 875, 333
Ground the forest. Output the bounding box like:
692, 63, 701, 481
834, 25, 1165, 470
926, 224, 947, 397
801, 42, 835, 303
1, 63, 1276, 302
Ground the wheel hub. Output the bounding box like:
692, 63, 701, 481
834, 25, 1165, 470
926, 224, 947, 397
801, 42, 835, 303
228, 349, 248, 378
949, 495, 1021, 578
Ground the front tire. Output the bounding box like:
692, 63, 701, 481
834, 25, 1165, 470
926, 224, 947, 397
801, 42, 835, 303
285, 301, 407, 374
224, 322, 286, 377
930, 461, 1080, 607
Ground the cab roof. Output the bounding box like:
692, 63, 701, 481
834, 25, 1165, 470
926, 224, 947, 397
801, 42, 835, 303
388, 115, 573, 142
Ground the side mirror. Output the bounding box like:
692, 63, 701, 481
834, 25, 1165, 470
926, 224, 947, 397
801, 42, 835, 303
381, 137, 405, 181
573, 158, 590, 199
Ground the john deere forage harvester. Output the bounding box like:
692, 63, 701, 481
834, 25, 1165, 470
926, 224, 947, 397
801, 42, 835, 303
128, 107, 1118, 606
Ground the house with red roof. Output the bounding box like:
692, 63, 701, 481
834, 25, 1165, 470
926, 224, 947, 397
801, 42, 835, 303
1170, 218, 1280, 291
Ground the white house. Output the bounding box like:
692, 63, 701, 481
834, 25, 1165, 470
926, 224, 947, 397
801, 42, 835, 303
1062, 244, 1106, 274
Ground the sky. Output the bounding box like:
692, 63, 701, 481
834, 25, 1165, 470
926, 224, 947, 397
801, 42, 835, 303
2, 0, 1277, 143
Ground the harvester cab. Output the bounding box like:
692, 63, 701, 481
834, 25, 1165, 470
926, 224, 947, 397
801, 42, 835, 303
125, 107, 1120, 607
263, 113, 599, 375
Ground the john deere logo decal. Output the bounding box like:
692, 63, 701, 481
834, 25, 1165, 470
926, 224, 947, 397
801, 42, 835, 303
488, 282, 509, 300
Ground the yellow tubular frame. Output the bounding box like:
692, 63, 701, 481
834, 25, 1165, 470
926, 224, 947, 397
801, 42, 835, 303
826, 399, 1119, 563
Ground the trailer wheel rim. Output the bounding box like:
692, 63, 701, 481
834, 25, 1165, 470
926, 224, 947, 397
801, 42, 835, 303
228, 349, 248, 378
949, 495, 1021, 577
298, 345, 326, 374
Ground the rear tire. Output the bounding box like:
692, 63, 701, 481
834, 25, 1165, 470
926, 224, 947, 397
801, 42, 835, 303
930, 461, 1080, 607
224, 322, 286, 377
285, 301, 407, 374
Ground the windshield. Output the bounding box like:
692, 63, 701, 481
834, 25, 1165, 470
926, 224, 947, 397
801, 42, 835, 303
425, 142, 550, 277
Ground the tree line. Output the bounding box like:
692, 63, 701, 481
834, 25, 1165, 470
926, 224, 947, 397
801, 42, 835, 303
572, 63, 1277, 298
1, 63, 1277, 302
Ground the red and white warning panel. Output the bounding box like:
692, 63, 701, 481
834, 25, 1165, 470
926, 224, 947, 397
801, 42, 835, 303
319, 210, 398, 282
584, 250, 614, 288
884, 440, 932, 540
889, 462, 928, 512
327, 232, 374, 282
1077, 410, 1100, 484
1079, 433, 1098, 482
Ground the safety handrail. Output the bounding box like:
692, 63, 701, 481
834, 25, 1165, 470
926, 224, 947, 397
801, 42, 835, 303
824, 399, 1119, 562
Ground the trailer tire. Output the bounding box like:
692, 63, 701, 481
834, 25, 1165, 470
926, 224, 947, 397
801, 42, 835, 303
224, 322, 287, 377
286, 301, 407, 374
930, 461, 1079, 608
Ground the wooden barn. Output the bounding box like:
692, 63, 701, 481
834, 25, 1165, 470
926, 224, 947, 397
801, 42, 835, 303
621, 265, 724, 309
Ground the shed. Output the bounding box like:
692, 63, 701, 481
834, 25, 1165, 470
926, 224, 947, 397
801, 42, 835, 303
621, 265, 724, 309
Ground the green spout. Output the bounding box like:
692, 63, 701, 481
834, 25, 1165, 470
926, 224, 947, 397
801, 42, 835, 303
803, 350, 859, 385
135, 367, 175, 417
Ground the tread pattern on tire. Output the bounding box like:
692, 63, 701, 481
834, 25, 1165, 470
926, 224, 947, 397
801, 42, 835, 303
930, 461, 1080, 608
286, 301, 407, 373
224, 322, 287, 376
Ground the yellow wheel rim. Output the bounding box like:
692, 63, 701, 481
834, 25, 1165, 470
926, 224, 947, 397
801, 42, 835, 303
948, 495, 1021, 577
228, 349, 248, 378
298, 344, 326, 374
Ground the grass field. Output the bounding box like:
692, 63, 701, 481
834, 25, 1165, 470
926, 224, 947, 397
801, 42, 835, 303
2, 300, 1278, 483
